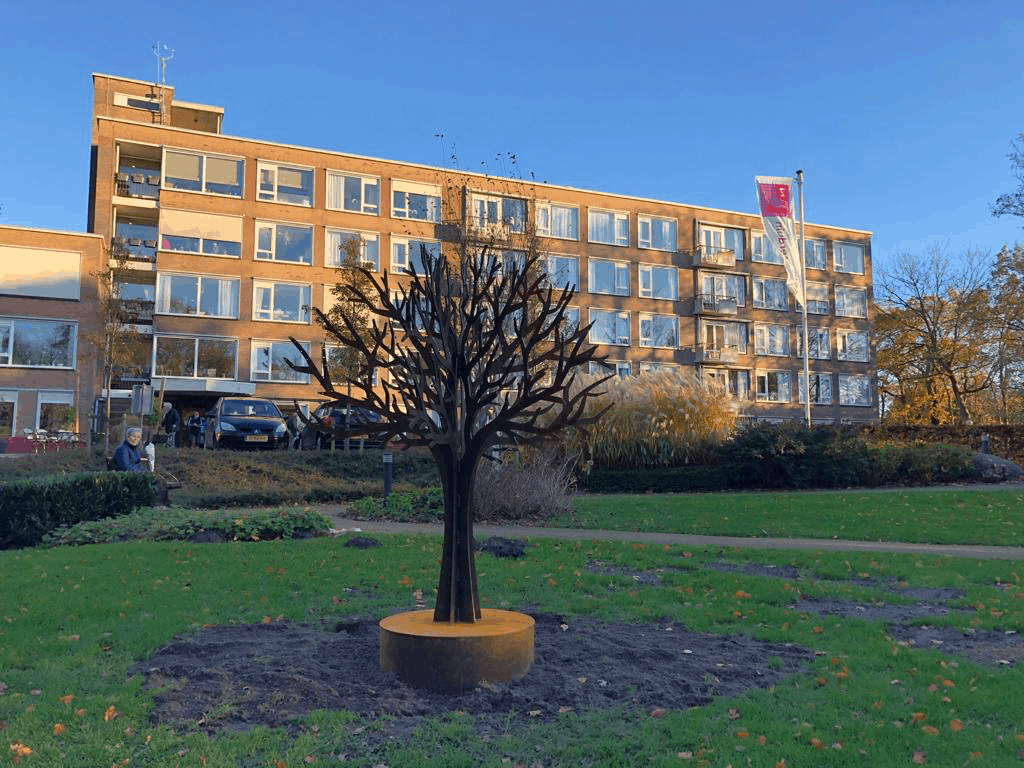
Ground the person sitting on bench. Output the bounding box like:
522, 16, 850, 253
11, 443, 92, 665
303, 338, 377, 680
113, 427, 148, 472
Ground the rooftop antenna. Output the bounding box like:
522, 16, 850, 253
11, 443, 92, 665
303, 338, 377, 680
152, 42, 174, 125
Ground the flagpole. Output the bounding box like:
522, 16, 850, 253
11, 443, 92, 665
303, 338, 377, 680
795, 170, 811, 428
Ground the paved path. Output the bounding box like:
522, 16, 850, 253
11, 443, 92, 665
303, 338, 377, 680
321, 514, 1024, 561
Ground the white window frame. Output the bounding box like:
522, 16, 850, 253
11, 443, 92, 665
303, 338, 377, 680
154, 335, 239, 379
391, 179, 441, 222
536, 202, 579, 240
326, 229, 380, 270
545, 254, 579, 291
799, 372, 834, 405
588, 309, 630, 346
834, 242, 866, 275
325, 170, 380, 215
754, 323, 791, 356
251, 340, 310, 383
756, 370, 792, 402
836, 330, 870, 362
590, 360, 632, 378
702, 320, 748, 354
155, 273, 240, 318
638, 264, 678, 300
702, 273, 746, 306
835, 286, 868, 318
588, 209, 629, 246
802, 281, 829, 314
638, 313, 678, 349
838, 374, 872, 406
0, 317, 77, 369
752, 277, 789, 310
468, 192, 527, 235
751, 232, 783, 264
162, 148, 244, 198
257, 161, 314, 207
252, 280, 312, 324
588, 258, 630, 296
638, 215, 677, 251
391, 237, 441, 275
804, 238, 827, 270
255, 221, 313, 265
797, 327, 831, 360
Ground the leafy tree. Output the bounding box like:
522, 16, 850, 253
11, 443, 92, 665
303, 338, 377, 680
875, 247, 997, 425
288, 178, 608, 622
993, 133, 1024, 224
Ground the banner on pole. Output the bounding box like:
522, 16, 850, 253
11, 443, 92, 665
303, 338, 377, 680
755, 176, 804, 305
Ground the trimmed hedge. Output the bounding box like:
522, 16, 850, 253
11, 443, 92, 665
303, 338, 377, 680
1, 472, 156, 549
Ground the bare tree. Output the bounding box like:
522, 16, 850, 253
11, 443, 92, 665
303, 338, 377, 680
875, 247, 997, 424
289, 186, 608, 622
993, 133, 1024, 224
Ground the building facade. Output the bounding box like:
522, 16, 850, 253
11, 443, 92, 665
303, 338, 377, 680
0, 72, 875, 441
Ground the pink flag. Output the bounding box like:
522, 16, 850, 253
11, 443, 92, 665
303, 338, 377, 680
755, 176, 803, 305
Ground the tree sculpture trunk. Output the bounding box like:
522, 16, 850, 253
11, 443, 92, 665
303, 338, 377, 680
432, 446, 481, 623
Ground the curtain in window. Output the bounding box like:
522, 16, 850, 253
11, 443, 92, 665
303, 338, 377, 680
326, 172, 344, 209
254, 284, 271, 319
591, 213, 612, 243
552, 206, 575, 238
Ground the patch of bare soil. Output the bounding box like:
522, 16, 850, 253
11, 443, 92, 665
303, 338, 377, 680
132, 615, 811, 740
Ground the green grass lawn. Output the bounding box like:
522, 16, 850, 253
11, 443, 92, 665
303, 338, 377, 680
558, 486, 1024, 546
3, 491, 1024, 766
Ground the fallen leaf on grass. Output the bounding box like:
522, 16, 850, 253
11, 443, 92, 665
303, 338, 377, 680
52, 723, 65, 735
59, 694, 74, 704
950, 719, 964, 732
649, 708, 666, 718
922, 725, 939, 735
103, 705, 118, 722
912, 750, 926, 764
9, 743, 32, 756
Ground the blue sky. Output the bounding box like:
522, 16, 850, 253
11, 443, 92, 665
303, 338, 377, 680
1, 0, 1022, 278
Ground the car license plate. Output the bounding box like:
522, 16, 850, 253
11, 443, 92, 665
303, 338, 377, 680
245, 434, 269, 443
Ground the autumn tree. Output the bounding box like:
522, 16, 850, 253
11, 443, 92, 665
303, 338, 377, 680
874, 247, 997, 425
993, 133, 1024, 224
289, 177, 608, 622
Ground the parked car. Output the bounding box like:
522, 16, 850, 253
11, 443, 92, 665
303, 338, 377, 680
300, 404, 387, 449
203, 398, 289, 450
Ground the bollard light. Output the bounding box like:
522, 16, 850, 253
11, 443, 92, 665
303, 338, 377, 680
383, 452, 393, 498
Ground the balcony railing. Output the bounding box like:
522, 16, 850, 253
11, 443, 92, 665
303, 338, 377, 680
112, 237, 158, 263
696, 345, 739, 363
115, 172, 161, 200
692, 244, 736, 269
694, 294, 739, 315
117, 299, 155, 325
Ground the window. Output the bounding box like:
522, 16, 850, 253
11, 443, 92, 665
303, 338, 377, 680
703, 320, 748, 354
160, 210, 243, 258
392, 180, 441, 222
588, 209, 629, 246
0, 390, 14, 437
326, 229, 379, 270
756, 370, 791, 402
706, 369, 751, 398
835, 286, 868, 318
802, 282, 829, 314
325, 345, 379, 387
638, 362, 677, 374
797, 328, 830, 360
834, 242, 865, 274
0, 318, 75, 368
251, 340, 310, 383
799, 373, 833, 405
253, 281, 311, 324
752, 232, 783, 264
326, 171, 379, 214
391, 237, 441, 274
702, 226, 744, 262
838, 374, 872, 406
257, 162, 313, 206
588, 258, 630, 296
590, 360, 632, 378
639, 264, 678, 300
702, 273, 746, 305
837, 330, 869, 362
805, 238, 827, 270
752, 277, 788, 310
588, 309, 630, 346
536, 203, 579, 240
255, 222, 313, 264
638, 215, 677, 251
545, 255, 579, 291
468, 193, 526, 234
163, 149, 243, 197
754, 323, 790, 356
639, 313, 678, 348
155, 336, 237, 379
156, 274, 239, 318
555, 307, 580, 343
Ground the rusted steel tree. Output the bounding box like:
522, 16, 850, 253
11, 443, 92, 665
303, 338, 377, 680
289, 217, 607, 622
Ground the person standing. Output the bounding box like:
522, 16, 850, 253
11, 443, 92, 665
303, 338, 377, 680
162, 402, 180, 447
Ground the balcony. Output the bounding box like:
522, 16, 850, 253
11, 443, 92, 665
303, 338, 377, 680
694, 294, 738, 316
114, 171, 161, 201
111, 236, 158, 264
696, 345, 739, 364
692, 244, 736, 269
117, 299, 155, 325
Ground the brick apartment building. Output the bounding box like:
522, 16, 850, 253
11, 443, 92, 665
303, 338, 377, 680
0, 72, 875, 442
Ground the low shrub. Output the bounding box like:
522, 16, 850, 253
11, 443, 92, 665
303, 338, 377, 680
1, 472, 156, 549
348, 487, 445, 522
473, 444, 577, 522
581, 464, 734, 493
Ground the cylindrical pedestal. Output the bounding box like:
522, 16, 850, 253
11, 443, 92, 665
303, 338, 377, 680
380, 609, 534, 693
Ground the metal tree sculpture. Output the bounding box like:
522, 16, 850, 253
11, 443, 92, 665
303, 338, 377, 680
289, 239, 607, 623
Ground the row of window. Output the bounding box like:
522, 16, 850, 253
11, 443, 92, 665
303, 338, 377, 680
154, 149, 866, 270
0, 318, 76, 369
0, 389, 75, 436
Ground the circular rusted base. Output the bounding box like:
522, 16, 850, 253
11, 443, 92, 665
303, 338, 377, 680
379, 609, 535, 693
